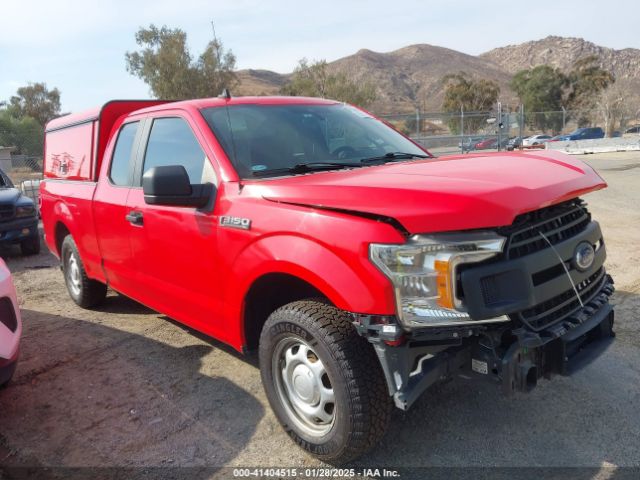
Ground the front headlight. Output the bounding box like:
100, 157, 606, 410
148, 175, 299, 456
370, 232, 508, 327
15, 205, 36, 218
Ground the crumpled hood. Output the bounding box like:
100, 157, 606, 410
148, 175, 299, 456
256, 151, 606, 234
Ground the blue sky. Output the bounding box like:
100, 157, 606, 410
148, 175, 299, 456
1, 0, 637, 112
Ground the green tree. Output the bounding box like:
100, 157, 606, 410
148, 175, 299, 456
511, 57, 614, 132
125, 24, 238, 100
441, 72, 500, 134
511, 66, 568, 133
8, 82, 61, 127
0, 109, 44, 156
280, 59, 376, 108
566, 55, 615, 126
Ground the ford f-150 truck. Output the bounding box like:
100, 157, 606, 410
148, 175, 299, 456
41, 97, 615, 463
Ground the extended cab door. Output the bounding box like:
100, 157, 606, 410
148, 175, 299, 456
125, 114, 223, 337
93, 119, 144, 296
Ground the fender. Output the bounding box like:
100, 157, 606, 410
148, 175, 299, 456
223, 234, 396, 348
48, 197, 105, 282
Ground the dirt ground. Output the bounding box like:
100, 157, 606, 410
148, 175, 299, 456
0, 152, 639, 478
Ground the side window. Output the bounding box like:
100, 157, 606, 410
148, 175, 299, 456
142, 117, 211, 184
110, 121, 139, 186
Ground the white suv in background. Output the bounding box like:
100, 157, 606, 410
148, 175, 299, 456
0, 259, 21, 387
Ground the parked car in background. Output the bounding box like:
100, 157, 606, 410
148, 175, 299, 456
0, 169, 40, 255
458, 136, 484, 152
522, 135, 552, 146
506, 136, 525, 151
624, 125, 640, 134
548, 127, 605, 142
473, 137, 510, 150
0, 259, 20, 388
473, 137, 498, 150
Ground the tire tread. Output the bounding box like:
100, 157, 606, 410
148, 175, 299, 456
260, 299, 391, 463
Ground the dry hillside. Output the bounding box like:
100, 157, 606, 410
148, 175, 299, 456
235, 36, 640, 114
481, 36, 640, 107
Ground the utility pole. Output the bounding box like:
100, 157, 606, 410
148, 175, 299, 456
460, 106, 465, 154
497, 102, 502, 152
519, 104, 524, 150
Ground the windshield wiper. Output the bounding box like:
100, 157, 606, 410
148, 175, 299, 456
251, 153, 430, 177
252, 162, 361, 177
359, 152, 430, 164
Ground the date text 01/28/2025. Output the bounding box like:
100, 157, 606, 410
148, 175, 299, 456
232, 468, 400, 477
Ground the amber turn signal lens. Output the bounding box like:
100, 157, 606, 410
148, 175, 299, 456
434, 259, 454, 309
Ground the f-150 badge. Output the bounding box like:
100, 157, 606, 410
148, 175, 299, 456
220, 216, 251, 230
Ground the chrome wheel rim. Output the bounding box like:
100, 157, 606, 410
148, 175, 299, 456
66, 253, 81, 296
272, 337, 336, 437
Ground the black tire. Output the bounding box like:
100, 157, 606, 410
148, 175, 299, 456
20, 236, 40, 256
259, 300, 391, 463
61, 235, 107, 308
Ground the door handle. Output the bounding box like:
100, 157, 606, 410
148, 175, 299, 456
125, 210, 144, 226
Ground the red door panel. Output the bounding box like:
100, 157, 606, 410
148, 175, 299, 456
125, 189, 222, 337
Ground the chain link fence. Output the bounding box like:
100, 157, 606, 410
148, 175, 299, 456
380, 106, 640, 156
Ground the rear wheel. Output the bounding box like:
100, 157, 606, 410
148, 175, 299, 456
20, 236, 40, 256
259, 300, 391, 463
61, 235, 107, 308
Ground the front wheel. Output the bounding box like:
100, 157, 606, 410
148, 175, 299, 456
259, 300, 391, 463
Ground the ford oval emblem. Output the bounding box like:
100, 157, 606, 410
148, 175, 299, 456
574, 242, 595, 271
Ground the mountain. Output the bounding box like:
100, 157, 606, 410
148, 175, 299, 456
480, 36, 640, 80
235, 69, 288, 96
235, 36, 640, 114
325, 45, 516, 113
481, 36, 640, 107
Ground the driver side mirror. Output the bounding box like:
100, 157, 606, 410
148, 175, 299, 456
142, 165, 213, 208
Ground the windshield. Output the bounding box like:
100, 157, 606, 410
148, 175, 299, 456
201, 103, 430, 178
0, 170, 13, 188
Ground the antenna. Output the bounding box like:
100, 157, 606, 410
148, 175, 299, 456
210, 21, 217, 43
219, 89, 231, 99
210, 20, 220, 63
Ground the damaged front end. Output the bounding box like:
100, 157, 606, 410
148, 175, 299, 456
357, 199, 616, 410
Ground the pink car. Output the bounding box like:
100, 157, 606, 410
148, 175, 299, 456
0, 259, 20, 387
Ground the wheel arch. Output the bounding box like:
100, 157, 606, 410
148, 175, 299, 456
230, 234, 394, 352
54, 221, 71, 257
242, 272, 327, 351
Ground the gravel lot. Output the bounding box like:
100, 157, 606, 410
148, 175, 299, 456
0, 152, 639, 478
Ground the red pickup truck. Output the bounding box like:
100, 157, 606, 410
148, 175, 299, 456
41, 97, 615, 462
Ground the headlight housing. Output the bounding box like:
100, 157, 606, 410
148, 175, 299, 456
370, 232, 508, 328
15, 205, 36, 218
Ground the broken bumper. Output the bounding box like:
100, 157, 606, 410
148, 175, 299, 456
358, 275, 615, 411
